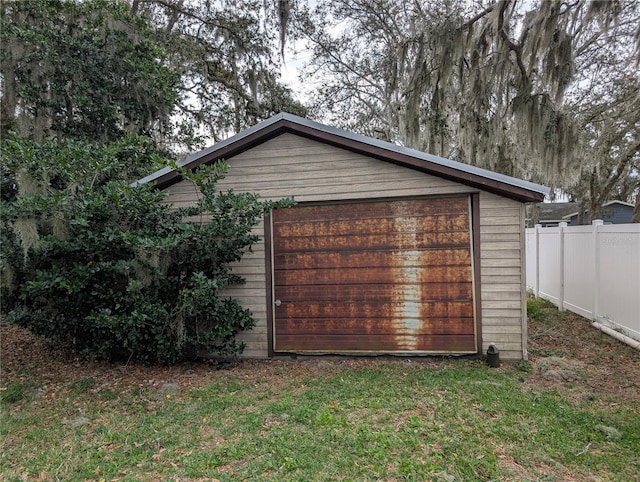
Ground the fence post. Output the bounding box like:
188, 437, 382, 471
558, 222, 567, 311
592, 219, 603, 322
534, 224, 541, 297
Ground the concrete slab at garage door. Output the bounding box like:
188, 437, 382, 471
271, 196, 477, 354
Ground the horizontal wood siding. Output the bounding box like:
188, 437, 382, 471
478, 192, 525, 360
223, 220, 269, 358
164, 133, 526, 359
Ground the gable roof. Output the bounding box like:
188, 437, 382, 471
135, 112, 549, 203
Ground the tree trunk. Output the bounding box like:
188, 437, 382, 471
632, 192, 640, 223
577, 208, 586, 225
529, 203, 540, 226
588, 143, 639, 224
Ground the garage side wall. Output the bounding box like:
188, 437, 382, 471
163, 133, 527, 359
478, 192, 528, 359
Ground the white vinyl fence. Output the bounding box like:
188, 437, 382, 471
525, 221, 640, 348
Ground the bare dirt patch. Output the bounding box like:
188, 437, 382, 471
526, 304, 640, 405
0, 323, 228, 403
2, 302, 638, 407
0, 322, 389, 403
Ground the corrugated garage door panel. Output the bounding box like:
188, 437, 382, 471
272, 196, 476, 353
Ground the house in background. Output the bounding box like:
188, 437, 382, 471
563, 200, 634, 225
138, 113, 548, 360
526, 202, 578, 227
527, 200, 635, 227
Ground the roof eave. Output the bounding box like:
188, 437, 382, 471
139, 114, 548, 203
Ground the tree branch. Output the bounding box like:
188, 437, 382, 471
592, 141, 640, 217
462, 4, 495, 30
496, 0, 530, 91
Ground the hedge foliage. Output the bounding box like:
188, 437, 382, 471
1, 135, 291, 363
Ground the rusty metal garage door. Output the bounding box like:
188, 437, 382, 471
271, 196, 477, 354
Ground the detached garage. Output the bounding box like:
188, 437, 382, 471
138, 113, 548, 360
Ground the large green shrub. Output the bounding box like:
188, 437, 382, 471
2, 136, 291, 363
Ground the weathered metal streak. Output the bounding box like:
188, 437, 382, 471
275, 317, 475, 335
273, 266, 472, 285
274, 197, 470, 222
275, 334, 477, 352
274, 232, 470, 252
276, 301, 474, 319
274, 283, 473, 302
272, 197, 476, 354
274, 214, 470, 238
275, 249, 471, 270
392, 213, 421, 349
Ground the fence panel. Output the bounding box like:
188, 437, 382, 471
597, 224, 640, 339
563, 225, 594, 318
538, 227, 561, 304
525, 229, 537, 294
525, 222, 640, 346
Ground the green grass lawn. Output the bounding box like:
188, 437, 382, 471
2, 305, 639, 481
